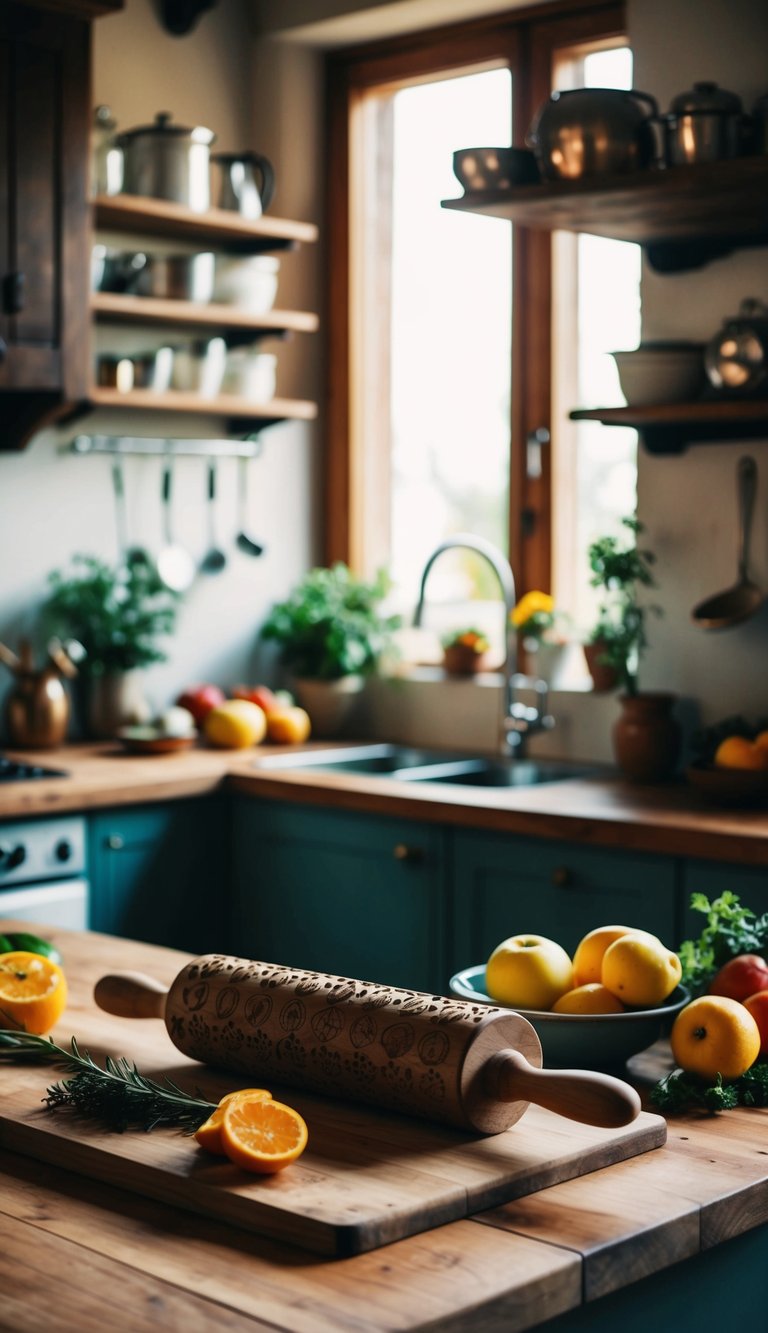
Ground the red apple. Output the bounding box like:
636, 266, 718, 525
708, 953, 768, 1003
743, 990, 768, 1059
175, 684, 226, 726
231, 684, 280, 714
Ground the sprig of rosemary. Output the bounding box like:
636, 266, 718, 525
0, 1029, 217, 1133
650, 1062, 768, 1114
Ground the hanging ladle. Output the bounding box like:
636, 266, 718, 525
691, 455, 763, 630
111, 458, 153, 574
235, 453, 265, 558
156, 458, 196, 593
200, 458, 227, 575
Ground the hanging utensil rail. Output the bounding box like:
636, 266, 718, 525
68, 435, 263, 459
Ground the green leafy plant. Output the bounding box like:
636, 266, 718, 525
650, 1063, 768, 1114
260, 563, 401, 682
42, 555, 179, 677
678, 891, 768, 994
586, 517, 660, 695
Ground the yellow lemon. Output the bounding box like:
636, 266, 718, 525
572, 924, 659, 987
602, 933, 682, 1007
485, 934, 573, 1011
552, 983, 625, 1015
670, 995, 760, 1080
204, 699, 267, 749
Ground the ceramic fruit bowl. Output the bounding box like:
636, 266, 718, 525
686, 761, 768, 807
449, 965, 689, 1069
117, 726, 197, 755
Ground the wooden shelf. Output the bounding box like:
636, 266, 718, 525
442, 156, 768, 271
570, 399, 768, 454
91, 292, 319, 339
81, 386, 318, 434
93, 195, 319, 254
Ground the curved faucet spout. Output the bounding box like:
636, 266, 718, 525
412, 532, 553, 756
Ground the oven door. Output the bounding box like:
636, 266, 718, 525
0, 878, 89, 931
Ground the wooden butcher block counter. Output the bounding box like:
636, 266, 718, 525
2, 740, 768, 864
1, 926, 767, 1332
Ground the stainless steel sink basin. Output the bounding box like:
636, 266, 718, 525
257, 743, 598, 787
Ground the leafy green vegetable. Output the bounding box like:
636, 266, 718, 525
650, 1063, 768, 1114
678, 891, 768, 993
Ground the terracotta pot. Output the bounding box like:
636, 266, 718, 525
583, 641, 620, 693
612, 692, 681, 783
293, 675, 364, 739
442, 644, 490, 676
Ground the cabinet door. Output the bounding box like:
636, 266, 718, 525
451, 829, 679, 976
681, 860, 768, 940
0, 4, 89, 410
89, 799, 229, 953
231, 799, 446, 993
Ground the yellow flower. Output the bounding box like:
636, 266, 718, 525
511, 591, 554, 629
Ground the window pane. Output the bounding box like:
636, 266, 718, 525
552, 45, 640, 642
388, 69, 512, 607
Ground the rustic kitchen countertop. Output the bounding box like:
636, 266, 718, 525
2, 741, 768, 864
0, 925, 766, 1332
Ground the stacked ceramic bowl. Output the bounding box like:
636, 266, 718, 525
611, 341, 707, 406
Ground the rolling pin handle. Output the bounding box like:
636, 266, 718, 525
94, 972, 169, 1019
484, 1048, 641, 1129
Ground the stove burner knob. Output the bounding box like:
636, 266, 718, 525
0, 843, 26, 870
55, 839, 73, 863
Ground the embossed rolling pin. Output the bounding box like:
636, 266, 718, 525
94, 956, 641, 1135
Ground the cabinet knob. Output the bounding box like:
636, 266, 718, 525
106, 834, 124, 851
551, 865, 572, 888
393, 843, 423, 863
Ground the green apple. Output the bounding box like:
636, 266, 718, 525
486, 933, 574, 1011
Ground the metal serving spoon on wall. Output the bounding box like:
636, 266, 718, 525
156, 458, 195, 593
200, 458, 227, 575
691, 455, 763, 630
235, 454, 265, 558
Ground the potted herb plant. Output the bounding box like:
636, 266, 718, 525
42, 555, 179, 739
441, 628, 491, 676
586, 518, 679, 782
510, 589, 567, 681
260, 563, 400, 737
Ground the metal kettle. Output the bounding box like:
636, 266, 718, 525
212, 151, 275, 219
526, 87, 659, 180
1, 639, 78, 749
705, 299, 768, 396
117, 111, 216, 213
661, 82, 747, 166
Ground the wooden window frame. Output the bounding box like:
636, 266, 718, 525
324, 0, 625, 597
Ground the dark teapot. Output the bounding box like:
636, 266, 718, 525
526, 87, 659, 180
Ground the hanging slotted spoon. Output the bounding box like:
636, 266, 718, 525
691, 455, 763, 630
235, 453, 265, 558
156, 458, 196, 593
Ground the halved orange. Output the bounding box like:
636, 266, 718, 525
0, 951, 67, 1035
194, 1088, 273, 1155
221, 1094, 308, 1174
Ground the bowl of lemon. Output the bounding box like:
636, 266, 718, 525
450, 926, 689, 1069
686, 718, 768, 806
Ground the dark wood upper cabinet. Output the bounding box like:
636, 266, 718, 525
0, 1, 95, 448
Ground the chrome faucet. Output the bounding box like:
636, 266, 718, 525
413, 532, 554, 756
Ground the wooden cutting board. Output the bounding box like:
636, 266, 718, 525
0, 925, 667, 1258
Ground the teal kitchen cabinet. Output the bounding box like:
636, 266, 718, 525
681, 859, 768, 937
88, 798, 230, 954
450, 829, 679, 976
231, 798, 447, 993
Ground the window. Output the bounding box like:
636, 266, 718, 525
326, 3, 628, 653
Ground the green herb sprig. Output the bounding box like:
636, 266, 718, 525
650, 1063, 768, 1114
0, 1030, 216, 1133
678, 891, 768, 994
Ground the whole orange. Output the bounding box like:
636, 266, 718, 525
670, 995, 760, 1079
0, 950, 67, 1035
552, 983, 625, 1014
714, 736, 768, 771
265, 706, 311, 744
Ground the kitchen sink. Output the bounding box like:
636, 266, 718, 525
256, 743, 598, 787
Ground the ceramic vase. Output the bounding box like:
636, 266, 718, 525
612, 692, 681, 783
82, 671, 151, 740
293, 675, 365, 739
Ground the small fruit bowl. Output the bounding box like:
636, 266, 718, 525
449, 965, 689, 1069
685, 761, 768, 807
116, 726, 197, 756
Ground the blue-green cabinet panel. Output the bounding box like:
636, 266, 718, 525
231, 798, 446, 993
450, 829, 679, 976
681, 859, 768, 938
88, 798, 229, 953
